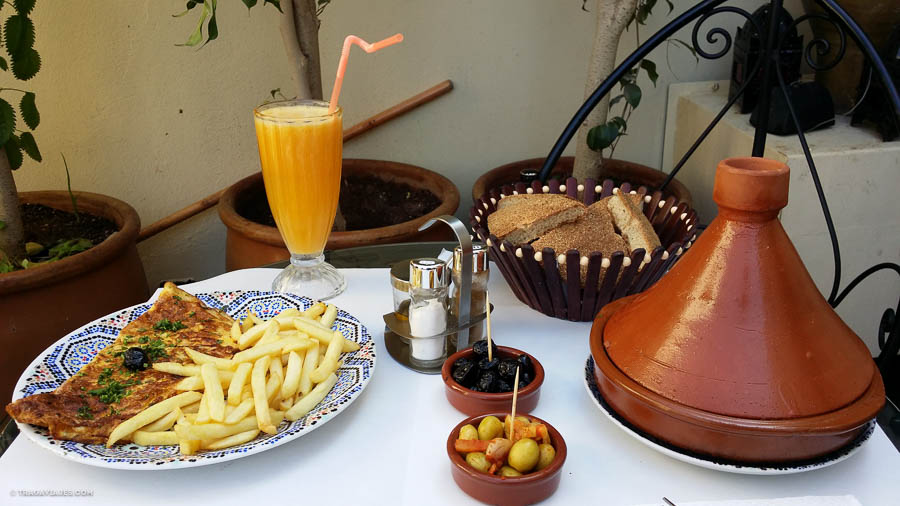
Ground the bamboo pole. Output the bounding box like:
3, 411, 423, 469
138, 80, 454, 243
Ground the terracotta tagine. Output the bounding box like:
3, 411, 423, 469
589, 157, 884, 463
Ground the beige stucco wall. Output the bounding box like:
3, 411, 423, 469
12, 0, 801, 287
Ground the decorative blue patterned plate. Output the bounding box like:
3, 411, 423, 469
11, 290, 376, 470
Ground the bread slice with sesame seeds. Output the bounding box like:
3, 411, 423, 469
604, 193, 661, 255
487, 193, 585, 245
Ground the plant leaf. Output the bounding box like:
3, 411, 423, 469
610, 116, 627, 131
19, 91, 38, 129
18, 131, 39, 161
609, 94, 625, 107
624, 83, 642, 108
0, 220, 6, 230
11, 47, 40, 80
204, 0, 218, 45
640, 59, 658, 87
0, 57, 7, 71
665, 0, 674, 13
586, 122, 621, 151
241, 0, 258, 7
5, 135, 22, 170
670, 38, 699, 63
264, 0, 282, 13
4, 14, 34, 56
14, 0, 35, 15
0, 99, 14, 146
177, 1, 209, 47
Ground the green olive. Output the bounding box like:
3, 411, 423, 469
508, 438, 540, 473
465, 451, 491, 473
477, 416, 504, 441
503, 415, 533, 438
499, 465, 522, 477
535, 443, 556, 471
458, 424, 478, 441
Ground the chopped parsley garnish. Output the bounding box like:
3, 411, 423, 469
173, 295, 182, 303
88, 377, 141, 404
141, 338, 169, 360
153, 319, 186, 331
188, 311, 195, 317
139, 336, 150, 344
97, 367, 114, 385
77, 405, 93, 420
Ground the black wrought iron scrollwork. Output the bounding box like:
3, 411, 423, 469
691, 7, 756, 60
534, 0, 900, 369
784, 13, 847, 72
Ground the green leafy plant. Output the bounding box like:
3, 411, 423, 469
1, 0, 42, 169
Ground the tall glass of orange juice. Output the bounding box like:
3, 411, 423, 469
254, 99, 345, 299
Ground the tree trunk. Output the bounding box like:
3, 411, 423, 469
281, 0, 323, 100
0, 149, 24, 262
572, 0, 639, 182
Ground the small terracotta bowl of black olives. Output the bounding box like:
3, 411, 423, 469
442, 340, 544, 416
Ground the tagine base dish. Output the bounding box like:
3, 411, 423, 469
583, 356, 875, 475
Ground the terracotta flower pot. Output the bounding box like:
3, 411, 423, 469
471, 157, 692, 208
219, 159, 461, 271
0, 191, 148, 403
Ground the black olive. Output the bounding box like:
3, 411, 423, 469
496, 379, 513, 393
472, 339, 497, 358
520, 371, 534, 385
498, 359, 518, 379
476, 370, 497, 392
477, 357, 499, 372
123, 347, 150, 371
452, 361, 478, 387
453, 357, 473, 370
516, 354, 534, 376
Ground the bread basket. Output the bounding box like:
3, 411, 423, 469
470, 177, 697, 321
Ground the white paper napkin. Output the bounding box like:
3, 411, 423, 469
638, 496, 862, 506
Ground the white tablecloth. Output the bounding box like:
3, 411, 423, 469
1, 268, 898, 505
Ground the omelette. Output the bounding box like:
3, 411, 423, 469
6, 283, 237, 445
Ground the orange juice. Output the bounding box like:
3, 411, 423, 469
254, 101, 342, 255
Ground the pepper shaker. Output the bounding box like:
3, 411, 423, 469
450, 243, 489, 347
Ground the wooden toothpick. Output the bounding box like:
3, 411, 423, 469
485, 290, 493, 362
509, 365, 520, 442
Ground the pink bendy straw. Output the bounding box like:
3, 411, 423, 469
328, 33, 404, 114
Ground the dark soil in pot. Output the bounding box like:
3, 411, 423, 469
22, 203, 117, 246
237, 175, 442, 230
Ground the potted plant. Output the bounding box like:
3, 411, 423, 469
472, 0, 692, 205
0, 0, 148, 402
176, 0, 460, 270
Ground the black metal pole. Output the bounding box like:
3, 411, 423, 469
750, 0, 783, 156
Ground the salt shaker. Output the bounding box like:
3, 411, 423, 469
408, 258, 450, 363
451, 243, 489, 347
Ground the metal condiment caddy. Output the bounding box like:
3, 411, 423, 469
383, 215, 492, 374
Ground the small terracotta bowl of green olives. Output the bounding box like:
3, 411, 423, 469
446, 413, 566, 506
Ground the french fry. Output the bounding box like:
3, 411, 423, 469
201, 363, 226, 422
320, 304, 338, 328
252, 356, 275, 434
180, 439, 201, 456
268, 356, 284, 404
281, 351, 303, 400
281, 336, 316, 354
293, 318, 358, 352
302, 302, 327, 319
286, 373, 338, 421
231, 321, 242, 342
195, 393, 211, 424
153, 362, 201, 377
203, 429, 260, 450
309, 328, 343, 383
240, 315, 254, 333
249, 311, 266, 326
133, 430, 180, 446
142, 407, 181, 432
107, 391, 201, 447
181, 401, 201, 414
227, 362, 252, 406
237, 322, 268, 349
186, 348, 234, 371
241, 387, 253, 401
299, 341, 319, 396
224, 398, 254, 425
174, 370, 234, 391
232, 340, 289, 365
175, 410, 284, 441
256, 320, 280, 346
